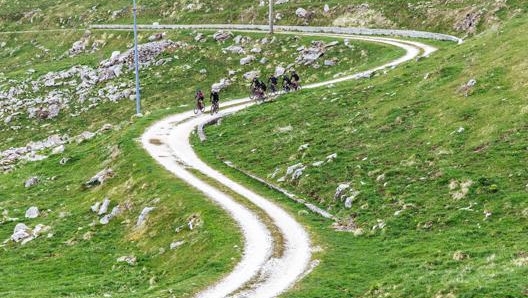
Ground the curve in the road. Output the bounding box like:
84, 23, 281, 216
140, 28, 448, 298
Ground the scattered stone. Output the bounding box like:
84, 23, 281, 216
25, 206, 40, 219
449, 179, 473, 200
275, 0, 289, 4
274, 66, 286, 77
250, 47, 262, 53
291, 166, 306, 180
148, 32, 166, 42
194, 33, 206, 42
296, 8, 310, 18
213, 30, 232, 42
453, 251, 469, 261
85, 169, 114, 187
323, 4, 330, 13
98, 198, 111, 215
334, 184, 350, 199
298, 143, 309, 151
372, 219, 386, 230
24, 176, 39, 188
11, 223, 32, 242
454, 11, 481, 34
324, 59, 337, 66
243, 70, 260, 81
277, 125, 293, 133
187, 214, 201, 230
240, 55, 256, 65
211, 78, 231, 92
136, 207, 155, 227
312, 161, 324, 167
59, 157, 70, 165
224, 45, 245, 54
117, 255, 137, 266
326, 153, 337, 162
170, 240, 185, 250
51, 145, 65, 155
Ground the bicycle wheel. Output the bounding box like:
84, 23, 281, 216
193, 107, 199, 114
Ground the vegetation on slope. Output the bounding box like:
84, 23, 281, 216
194, 13, 528, 297
0, 0, 526, 36
0, 26, 402, 296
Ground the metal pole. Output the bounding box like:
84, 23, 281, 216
269, 0, 273, 34
133, 0, 141, 115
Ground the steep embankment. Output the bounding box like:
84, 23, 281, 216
195, 14, 528, 298
1, 0, 526, 35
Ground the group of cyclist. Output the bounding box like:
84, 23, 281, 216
194, 70, 301, 115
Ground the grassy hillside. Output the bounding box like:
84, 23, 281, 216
194, 13, 528, 297
0, 25, 403, 297
1, 0, 526, 35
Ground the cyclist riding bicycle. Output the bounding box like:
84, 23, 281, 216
210, 89, 220, 114
251, 77, 266, 99
268, 74, 278, 93
282, 74, 293, 92
290, 70, 300, 89
195, 89, 204, 106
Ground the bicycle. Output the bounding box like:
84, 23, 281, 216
210, 100, 220, 115
193, 98, 205, 114
249, 86, 266, 103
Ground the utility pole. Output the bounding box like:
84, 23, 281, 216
132, 0, 141, 115
269, 0, 274, 34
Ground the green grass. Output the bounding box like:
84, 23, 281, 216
192, 13, 528, 297
0, 26, 403, 296
0, 0, 526, 35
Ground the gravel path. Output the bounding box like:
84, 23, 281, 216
139, 27, 441, 298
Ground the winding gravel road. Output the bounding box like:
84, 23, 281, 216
137, 26, 447, 298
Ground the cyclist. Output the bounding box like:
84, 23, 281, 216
290, 70, 300, 90
251, 77, 266, 99
195, 89, 205, 109
268, 74, 278, 93
210, 89, 220, 113
282, 74, 292, 92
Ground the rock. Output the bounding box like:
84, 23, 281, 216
91, 202, 101, 213
224, 45, 245, 54
76, 131, 96, 143
323, 4, 330, 13
170, 240, 185, 250
213, 30, 232, 42
296, 8, 310, 18
372, 219, 386, 230
32, 224, 50, 237
11, 223, 32, 242
259, 57, 268, 64
454, 11, 481, 34
194, 33, 206, 42
25, 206, 39, 219
324, 59, 337, 66
85, 169, 114, 187
334, 184, 350, 199
98, 198, 111, 215
326, 153, 337, 162
240, 55, 255, 65
147, 32, 166, 42
298, 143, 309, 151
117, 255, 137, 266
275, 0, 289, 4
24, 176, 39, 188
274, 66, 286, 77
243, 70, 260, 80
286, 163, 304, 176
136, 207, 155, 227
312, 161, 324, 167
199, 69, 207, 74
100, 205, 122, 225
59, 157, 70, 165
296, 41, 328, 65
277, 125, 293, 133
291, 167, 306, 180
51, 145, 65, 155
250, 47, 262, 53
453, 251, 469, 261
211, 78, 231, 92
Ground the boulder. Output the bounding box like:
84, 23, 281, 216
213, 31, 232, 42
136, 207, 155, 227
117, 255, 137, 266
25, 206, 40, 219
24, 176, 39, 188
224, 45, 245, 54
85, 169, 114, 187
296, 8, 310, 18
243, 71, 260, 80
240, 55, 255, 65
11, 223, 32, 243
